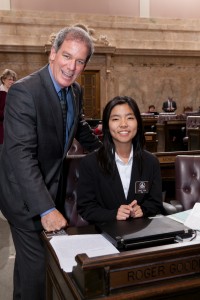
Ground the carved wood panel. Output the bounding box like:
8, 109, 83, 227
77, 70, 100, 119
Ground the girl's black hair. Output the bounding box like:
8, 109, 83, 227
97, 96, 145, 175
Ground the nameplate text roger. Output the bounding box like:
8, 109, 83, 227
109, 256, 200, 290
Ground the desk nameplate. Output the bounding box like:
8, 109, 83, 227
145, 135, 153, 141
158, 155, 176, 164
72, 241, 200, 298
109, 255, 200, 290
155, 150, 200, 165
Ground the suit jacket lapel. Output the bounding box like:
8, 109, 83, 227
126, 158, 140, 202
50, 90, 64, 149
39, 66, 63, 149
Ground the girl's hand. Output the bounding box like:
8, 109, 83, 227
129, 200, 143, 218
116, 205, 132, 220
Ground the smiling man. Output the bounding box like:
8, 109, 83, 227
0, 26, 101, 300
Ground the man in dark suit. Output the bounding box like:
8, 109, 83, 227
0, 26, 101, 300
162, 96, 177, 112
0, 91, 7, 152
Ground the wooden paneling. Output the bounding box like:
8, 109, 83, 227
157, 121, 187, 152
77, 70, 100, 119
188, 128, 200, 150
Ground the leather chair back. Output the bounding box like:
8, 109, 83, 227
67, 138, 85, 155
64, 154, 88, 227
175, 155, 200, 210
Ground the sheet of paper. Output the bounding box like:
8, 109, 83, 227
50, 234, 119, 273
184, 203, 200, 230
167, 209, 192, 224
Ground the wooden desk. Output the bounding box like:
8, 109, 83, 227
43, 227, 200, 300
154, 150, 200, 179
157, 120, 186, 152
142, 116, 158, 132
144, 132, 158, 152
188, 128, 200, 150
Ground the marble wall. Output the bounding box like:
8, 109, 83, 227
111, 53, 200, 114
1, 10, 200, 115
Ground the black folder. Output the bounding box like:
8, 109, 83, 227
95, 216, 193, 250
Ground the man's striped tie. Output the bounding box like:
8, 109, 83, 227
60, 88, 67, 143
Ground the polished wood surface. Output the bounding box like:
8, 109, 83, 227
144, 132, 158, 152
142, 116, 158, 132
188, 128, 200, 150
157, 120, 186, 152
43, 226, 200, 300
142, 116, 188, 153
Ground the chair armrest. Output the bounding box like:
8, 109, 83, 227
170, 200, 184, 212
163, 202, 178, 215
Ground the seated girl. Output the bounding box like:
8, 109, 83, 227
77, 96, 165, 223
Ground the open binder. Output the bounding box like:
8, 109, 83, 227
96, 216, 193, 250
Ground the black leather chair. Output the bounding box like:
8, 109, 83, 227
67, 138, 85, 155
170, 155, 200, 212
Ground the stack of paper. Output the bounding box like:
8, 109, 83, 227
50, 234, 119, 272
168, 203, 200, 230
184, 203, 200, 230
167, 210, 192, 224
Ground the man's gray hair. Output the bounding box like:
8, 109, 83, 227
53, 26, 94, 63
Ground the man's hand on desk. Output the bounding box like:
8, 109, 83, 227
41, 209, 68, 232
